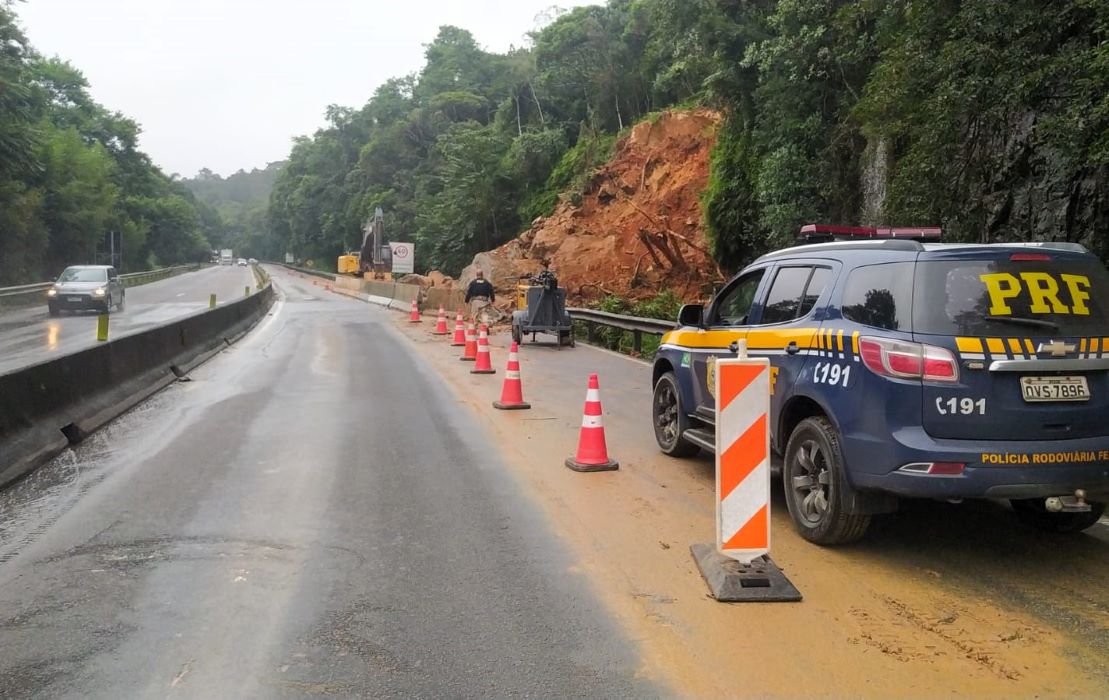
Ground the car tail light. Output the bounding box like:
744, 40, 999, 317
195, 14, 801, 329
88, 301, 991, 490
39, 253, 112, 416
858, 336, 959, 383
1010, 252, 1051, 261
898, 462, 965, 476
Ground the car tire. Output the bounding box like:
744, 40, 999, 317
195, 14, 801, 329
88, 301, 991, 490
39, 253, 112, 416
652, 371, 700, 458
48, 305, 59, 317
783, 416, 871, 545
116, 291, 125, 312
511, 323, 522, 345
1010, 498, 1106, 533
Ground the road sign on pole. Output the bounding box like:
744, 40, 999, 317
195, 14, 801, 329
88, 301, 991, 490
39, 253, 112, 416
390, 242, 415, 274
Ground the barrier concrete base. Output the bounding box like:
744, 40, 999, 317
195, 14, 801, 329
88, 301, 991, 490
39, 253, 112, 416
690, 543, 802, 602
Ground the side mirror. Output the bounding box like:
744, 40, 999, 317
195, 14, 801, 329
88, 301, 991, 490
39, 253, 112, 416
677, 304, 704, 328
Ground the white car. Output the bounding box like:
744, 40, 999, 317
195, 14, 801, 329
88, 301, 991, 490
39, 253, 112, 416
237, 258, 248, 266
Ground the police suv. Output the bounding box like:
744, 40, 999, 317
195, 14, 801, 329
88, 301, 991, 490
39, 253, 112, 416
652, 225, 1109, 545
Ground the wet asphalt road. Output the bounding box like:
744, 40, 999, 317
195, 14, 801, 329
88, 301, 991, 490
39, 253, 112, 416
0, 265, 257, 375
0, 267, 651, 698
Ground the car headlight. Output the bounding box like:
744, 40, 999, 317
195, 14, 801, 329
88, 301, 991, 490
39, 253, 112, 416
47, 288, 58, 297
92, 287, 106, 297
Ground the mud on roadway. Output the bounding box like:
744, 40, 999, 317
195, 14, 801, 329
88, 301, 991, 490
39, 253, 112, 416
391, 313, 1109, 699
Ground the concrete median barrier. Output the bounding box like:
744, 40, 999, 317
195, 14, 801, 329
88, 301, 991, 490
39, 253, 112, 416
280, 264, 465, 313
0, 284, 275, 488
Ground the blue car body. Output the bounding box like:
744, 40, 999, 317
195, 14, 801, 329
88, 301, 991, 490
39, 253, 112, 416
653, 238, 1109, 511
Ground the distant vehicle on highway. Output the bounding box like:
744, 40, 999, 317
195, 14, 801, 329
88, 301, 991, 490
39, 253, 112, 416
47, 265, 125, 316
247, 257, 257, 264
653, 224, 1109, 544
237, 258, 248, 266
219, 248, 233, 265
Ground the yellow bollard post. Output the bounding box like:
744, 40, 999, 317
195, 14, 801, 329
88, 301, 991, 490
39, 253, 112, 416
96, 314, 109, 341
209, 293, 217, 309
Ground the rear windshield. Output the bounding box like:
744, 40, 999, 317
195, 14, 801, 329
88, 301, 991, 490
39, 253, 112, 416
58, 267, 107, 282
913, 257, 1109, 336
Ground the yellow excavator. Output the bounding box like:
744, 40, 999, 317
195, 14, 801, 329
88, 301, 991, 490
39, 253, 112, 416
336, 207, 393, 280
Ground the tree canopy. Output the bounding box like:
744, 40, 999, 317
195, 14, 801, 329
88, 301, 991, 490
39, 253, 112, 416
0, 4, 217, 284
266, 0, 1109, 278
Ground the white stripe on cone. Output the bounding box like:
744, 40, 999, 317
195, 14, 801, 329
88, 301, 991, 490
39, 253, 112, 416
582, 415, 604, 428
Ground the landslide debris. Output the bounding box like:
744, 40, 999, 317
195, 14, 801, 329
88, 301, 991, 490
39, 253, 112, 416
453, 109, 724, 309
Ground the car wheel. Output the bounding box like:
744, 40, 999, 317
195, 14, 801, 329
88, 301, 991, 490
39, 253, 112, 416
1010, 498, 1106, 533
783, 416, 871, 545
116, 291, 125, 312
48, 305, 59, 317
652, 371, 699, 457
511, 323, 522, 345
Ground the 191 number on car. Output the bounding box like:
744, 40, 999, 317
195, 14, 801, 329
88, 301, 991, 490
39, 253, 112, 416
935, 397, 986, 415
813, 362, 851, 387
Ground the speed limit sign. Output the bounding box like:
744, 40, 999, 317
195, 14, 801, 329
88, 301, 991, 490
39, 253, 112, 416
390, 242, 414, 274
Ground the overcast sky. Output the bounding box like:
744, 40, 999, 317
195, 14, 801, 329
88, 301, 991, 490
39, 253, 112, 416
15, 0, 595, 178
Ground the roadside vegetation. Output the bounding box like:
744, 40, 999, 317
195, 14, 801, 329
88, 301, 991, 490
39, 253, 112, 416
265, 0, 1109, 278
0, 5, 228, 285
574, 289, 683, 359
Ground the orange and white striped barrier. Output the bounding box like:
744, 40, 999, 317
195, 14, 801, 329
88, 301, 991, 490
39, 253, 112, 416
690, 339, 800, 602
409, 298, 421, 323
450, 311, 466, 346
432, 306, 449, 334
565, 373, 618, 472
471, 324, 495, 374
715, 345, 771, 563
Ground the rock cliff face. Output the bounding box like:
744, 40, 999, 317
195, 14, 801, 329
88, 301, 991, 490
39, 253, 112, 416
459, 110, 724, 307
975, 112, 1108, 257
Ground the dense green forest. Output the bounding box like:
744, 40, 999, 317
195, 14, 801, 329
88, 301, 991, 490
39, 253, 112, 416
0, 4, 225, 285
182, 163, 283, 258
267, 0, 1108, 278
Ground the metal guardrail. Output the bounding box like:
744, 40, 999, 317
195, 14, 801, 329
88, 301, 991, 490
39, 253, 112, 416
0, 265, 199, 306
567, 306, 676, 355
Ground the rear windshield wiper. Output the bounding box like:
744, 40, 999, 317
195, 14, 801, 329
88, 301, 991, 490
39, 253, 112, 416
981, 315, 1059, 331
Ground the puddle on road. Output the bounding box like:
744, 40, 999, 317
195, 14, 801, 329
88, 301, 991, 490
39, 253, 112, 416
0, 386, 182, 563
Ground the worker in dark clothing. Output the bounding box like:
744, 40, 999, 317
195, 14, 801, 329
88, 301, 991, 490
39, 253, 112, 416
465, 270, 496, 326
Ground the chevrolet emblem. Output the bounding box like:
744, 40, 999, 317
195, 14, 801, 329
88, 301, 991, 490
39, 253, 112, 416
1037, 340, 1076, 357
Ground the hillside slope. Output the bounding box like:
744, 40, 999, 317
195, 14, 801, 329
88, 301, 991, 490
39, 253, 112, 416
461, 110, 724, 306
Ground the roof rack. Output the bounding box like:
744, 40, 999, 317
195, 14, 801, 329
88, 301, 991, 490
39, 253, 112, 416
799, 224, 942, 243
997, 241, 1089, 254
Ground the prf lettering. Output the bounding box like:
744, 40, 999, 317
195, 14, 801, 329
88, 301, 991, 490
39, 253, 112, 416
979, 272, 1091, 316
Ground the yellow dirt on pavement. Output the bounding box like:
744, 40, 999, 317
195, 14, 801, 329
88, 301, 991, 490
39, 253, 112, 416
393, 317, 1109, 699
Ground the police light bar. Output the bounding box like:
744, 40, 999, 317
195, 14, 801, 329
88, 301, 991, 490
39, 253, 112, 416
799, 224, 942, 242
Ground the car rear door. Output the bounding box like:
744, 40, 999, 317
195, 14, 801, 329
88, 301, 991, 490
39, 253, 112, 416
912, 249, 1109, 441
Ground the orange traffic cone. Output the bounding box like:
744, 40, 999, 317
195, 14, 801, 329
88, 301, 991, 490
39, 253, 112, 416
409, 298, 421, 323
471, 324, 496, 374
493, 342, 530, 409
450, 311, 466, 346
565, 373, 618, 472
460, 323, 477, 361
432, 306, 449, 334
